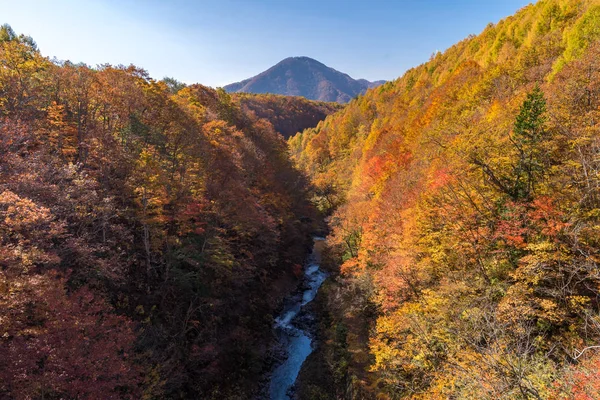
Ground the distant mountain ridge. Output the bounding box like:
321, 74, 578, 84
224, 56, 385, 103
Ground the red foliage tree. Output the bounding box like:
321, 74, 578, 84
0, 273, 141, 399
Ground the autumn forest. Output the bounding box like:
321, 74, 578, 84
2, 0, 600, 399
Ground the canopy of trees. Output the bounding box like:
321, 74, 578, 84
290, 0, 600, 398
233, 92, 342, 138
0, 24, 319, 399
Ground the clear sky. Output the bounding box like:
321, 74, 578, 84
1, 0, 532, 87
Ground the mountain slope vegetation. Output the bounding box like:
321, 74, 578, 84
290, 0, 600, 398
233, 93, 342, 138
224, 56, 384, 103
0, 24, 319, 399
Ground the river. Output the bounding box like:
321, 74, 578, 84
268, 237, 327, 400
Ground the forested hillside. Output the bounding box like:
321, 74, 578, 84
233, 93, 342, 138
0, 24, 319, 399
290, 0, 600, 398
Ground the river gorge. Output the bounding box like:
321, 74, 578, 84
268, 237, 327, 400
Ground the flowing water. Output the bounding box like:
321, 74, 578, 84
269, 237, 327, 400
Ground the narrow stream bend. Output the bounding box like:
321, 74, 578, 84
269, 237, 327, 400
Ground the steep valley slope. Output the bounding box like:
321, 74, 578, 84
290, 0, 600, 398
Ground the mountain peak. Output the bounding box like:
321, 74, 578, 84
224, 57, 384, 103
282, 56, 318, 61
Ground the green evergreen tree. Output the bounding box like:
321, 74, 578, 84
511, 85, 548, 200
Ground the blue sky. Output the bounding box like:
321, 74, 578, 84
1, 0, 532, 87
